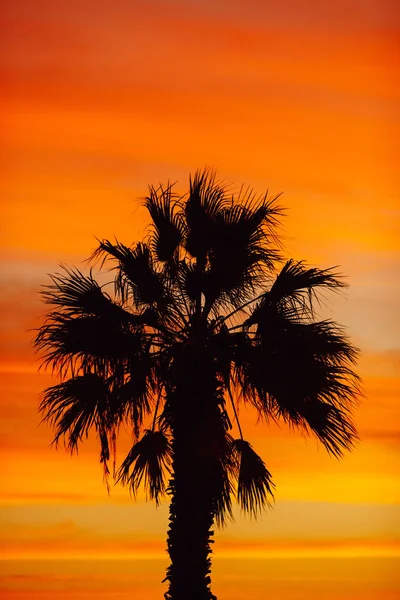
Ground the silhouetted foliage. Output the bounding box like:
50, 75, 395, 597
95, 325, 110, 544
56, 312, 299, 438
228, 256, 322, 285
34, 168, 361, 600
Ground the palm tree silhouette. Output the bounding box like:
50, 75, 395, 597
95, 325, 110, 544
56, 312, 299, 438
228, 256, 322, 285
34, 169, 360, 600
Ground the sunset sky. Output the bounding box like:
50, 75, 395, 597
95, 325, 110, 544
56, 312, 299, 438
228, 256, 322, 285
1, 1, 399, 598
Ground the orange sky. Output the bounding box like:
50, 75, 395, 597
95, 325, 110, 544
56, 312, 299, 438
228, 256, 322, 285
1, 1, 399, 598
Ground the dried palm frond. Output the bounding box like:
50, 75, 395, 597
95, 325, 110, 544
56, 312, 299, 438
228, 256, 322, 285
232, 439, 275, 517
117, 429, 172, 504
39, 373, 110, 452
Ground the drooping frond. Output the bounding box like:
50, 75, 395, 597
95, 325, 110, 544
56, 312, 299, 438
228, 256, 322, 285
232, 439, 275, 516
117, 429, 172, 504
259, 314, 359, 405
292, 399, 358, 457
235, 308, 361, 455
144, 182, 184, 264
39, 373, 110, 457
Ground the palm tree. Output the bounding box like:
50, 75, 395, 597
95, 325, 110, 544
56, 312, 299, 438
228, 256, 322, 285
34, 169, 360, 600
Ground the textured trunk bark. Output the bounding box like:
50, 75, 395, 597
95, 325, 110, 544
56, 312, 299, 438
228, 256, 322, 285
163, 380, 219, 600
164, 418, 217, 600
163, 317, 225, 600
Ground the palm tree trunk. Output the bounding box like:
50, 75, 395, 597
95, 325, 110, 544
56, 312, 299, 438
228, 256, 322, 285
163, 396, 218, 600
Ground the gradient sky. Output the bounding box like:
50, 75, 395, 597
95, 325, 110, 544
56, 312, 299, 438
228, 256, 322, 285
1, 1, 399, 598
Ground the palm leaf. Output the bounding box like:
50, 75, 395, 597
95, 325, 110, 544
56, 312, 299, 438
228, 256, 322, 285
295, 399, 358, 457
117, 429, 172, 504
34, 312, 147, 378
41, 265, 141, 323
233, 312, 361, 444
180, 260, 209, 309
255, 315, 360, 408
256, 311, 359, 367
184, 167, 229, 260
235, 311, 361, 454
144, 182, 184, 263
246, 260, 346, 325
232, 439, 274, 516
231, 334, 276, 415
202, 193, 282, 313
40, 373, 110, 454
91, 239, 164, 305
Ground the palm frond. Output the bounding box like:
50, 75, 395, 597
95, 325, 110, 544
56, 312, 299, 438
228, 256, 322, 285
235, 310, 361, 454
260, 313, 358, 366
207, 322, 235, 387
91, 239, 164, 305
110, 356, 155, 438
246, 260, 346, 325
255, 314, 360, 406
184, 167, 229, 260
234, 313, 361, 437
202, 193, 283, 313
232, 439, 275, 516
231, 333, 276, 416
144, 182, 184, 263
41, 265, 140, 323
39, 373, 110, 453
180, 260, 204, 305
34, 312, 148, 378
117, 429, 172, 504
294, 399, 358, 457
